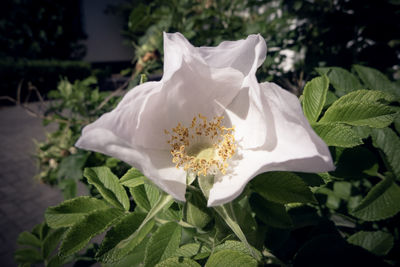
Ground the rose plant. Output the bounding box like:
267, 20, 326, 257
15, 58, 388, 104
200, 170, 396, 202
15, 33, 400, 267
75, 32, 334, 207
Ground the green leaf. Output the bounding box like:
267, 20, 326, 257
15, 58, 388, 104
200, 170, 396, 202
353, 64, 400, 98
370, 128, 400, 179
144, 222, 182, 267
332, 146, 378, 178
348, 231, 394, 256
96, 211, 155, 263
130, 185, 151, 211
320, 102, 396, 128
159, 203, 183, 222
130, 182, 162, 212
59, 208, 123, 257
101, 238, 149, 267
197, 174, 214, 199
145, 183, 161, 207
57, 152, 88, 180
58, 178, 77, 200
213, 204, 260, 261
98, 194, 173, 263
213, 240, 262, 259
320, 90, 397, 128
120, 168, 145, 188
336, 89, 396, 103
14, 248, 42, 264
84, 167, 130, 211
250, 194, 293, 228
316, 187, 341, 210
333, 181, 352, 200
312, 123, 363, 147
32, 222, 46, 240
205, 250, 258, 267
17, 231, 41, 248
42, 228, 66, 259
302, 75, 329, 123
296, 172, 326, 186
155, 257, 201, 267
184, 190, 212, 229
47, 254, 74, 267
173, 243, 210, 260
351, 176, 400, 221
394, 114, 400, 134
251, 172, 316, 204
316, 67, 363, 95
45, 196, 110, 228
324, 90, 338, 107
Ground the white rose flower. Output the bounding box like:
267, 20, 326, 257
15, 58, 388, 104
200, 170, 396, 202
76, 32, 334, 207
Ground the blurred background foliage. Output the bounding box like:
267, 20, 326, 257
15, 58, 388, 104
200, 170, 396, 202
108, 0, 400, 93
1, 0, 399, 100
0, 0, 86, 60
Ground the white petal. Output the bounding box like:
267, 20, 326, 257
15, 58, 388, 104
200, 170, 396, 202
208, 82, 334, 206
75, 81, 187, 201
259, 81, 334, 168
197, 34, 267, 77
224, 86, 268, 148
208, 149, 267, 206
163, 32, 267, 78
78, 81, 161, 146
136, 58, 244, 150
76, 128, 187, 201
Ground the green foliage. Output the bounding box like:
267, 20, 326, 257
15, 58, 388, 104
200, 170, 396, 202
35, 76, 129, 198
371, 128, 400, 179
144, 222, 182, 267
45, 196, 110, 228
249, 194, 293, 229
173, 243, 210, 259
284, 0, 400, 75
156, 257, 201, 267
351, 175, 400, 221
119, 168, 146, 188
0, 0, 86, 60
96, 212, 155, 263
109, 0, 301, 83
184, 192, 212, 229
302, 75, 329, 123
353, 65, 400, 98
316, 67, 363, 96
319, 91, 397, 127
251, 172, 316, 204
14, 223, 72, 267
84, 167, 130, 211
205, 250, 258, 267
16, 54, 400, 266
347, 231, 394, 256
0, 59, 91, 105
59, 208, 123, 256
312, 123, 363, 147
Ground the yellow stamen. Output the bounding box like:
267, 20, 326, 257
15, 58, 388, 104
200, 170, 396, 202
165, 114, 236, 176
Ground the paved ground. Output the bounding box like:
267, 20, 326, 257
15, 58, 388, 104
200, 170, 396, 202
0, 103, 64, 266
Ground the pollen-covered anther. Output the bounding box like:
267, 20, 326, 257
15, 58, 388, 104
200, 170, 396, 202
165, 114, 236, 176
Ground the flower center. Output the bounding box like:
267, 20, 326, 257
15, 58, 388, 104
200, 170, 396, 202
165, 114, 236, 176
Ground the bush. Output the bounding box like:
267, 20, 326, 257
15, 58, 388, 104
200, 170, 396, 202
0, 59, 91, 104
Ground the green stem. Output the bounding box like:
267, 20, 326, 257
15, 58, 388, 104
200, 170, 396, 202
376, 172, 386, 180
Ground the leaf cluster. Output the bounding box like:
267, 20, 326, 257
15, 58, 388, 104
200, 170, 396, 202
16, 64, 400, 266
34, 76, 131, 199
